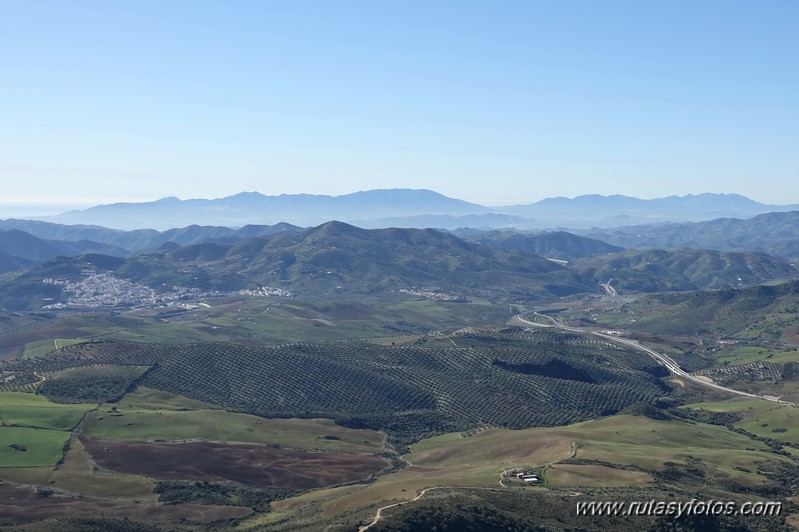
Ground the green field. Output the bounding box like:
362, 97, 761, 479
0, 392, 96, 467
683, 398, 773, 413
685, 398, 799, 445
22, 338, 87, 359
0, 426, 71, 467
561, 415, 783, 486
184, 298, 506, 344
102, 323, 218, 344
0, 392, 96, 430
83, 407, 386, 453
0, 439, 156, 499
1, 298, 505, 348
715, 346, 799, 366
81, 387, 386, 453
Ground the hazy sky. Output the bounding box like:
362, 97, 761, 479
1, 0, 797, 214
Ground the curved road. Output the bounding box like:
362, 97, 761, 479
510, 312, 793, 405
599, 283, 617, 296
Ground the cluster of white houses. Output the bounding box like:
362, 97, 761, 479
41, 272, 296, 310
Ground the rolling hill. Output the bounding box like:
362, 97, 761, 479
466, 230, 624, 260
0, 222, 599, 310
0, 328, 671, 443
572, 248, 797, 292
3, 221, 798, 311
589, 279, 799, 341
585, 211, 799, 259
0, 219, 303, 255
0, 230, 130, 262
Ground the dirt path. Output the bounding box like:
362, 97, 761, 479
359, 487, 437, 531
359, 441, 578, 531
358, 485, 512, 531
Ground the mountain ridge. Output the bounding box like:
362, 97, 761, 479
18, 189, 799, 231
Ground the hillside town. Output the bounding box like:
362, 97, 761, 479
398, 288, 468, 302
41, 272, 294, 310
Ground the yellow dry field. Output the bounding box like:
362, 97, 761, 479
244, 414, 790, 530
546, 464, 652, 487
255, 427, 573, 531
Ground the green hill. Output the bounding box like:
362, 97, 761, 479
586, 210, 799, 259
2, 328, 670, 445
595, 280, 799, 341
573, 248, 796, 292
467, 230, 623, 260
0, 222, 599, 310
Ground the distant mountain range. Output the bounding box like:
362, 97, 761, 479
2, 190, 798, 309
25, 189, 799, 231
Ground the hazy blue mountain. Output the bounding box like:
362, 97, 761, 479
0, 229, 129, 262
0, 219, 141, 245
357, 213, 535, 230
0, 219, 303, 254
31, 189, 799, 231
502, 193, 799, 228
0, 252, 36, 274
584, 211, 799, 259
42, 189, 488, 230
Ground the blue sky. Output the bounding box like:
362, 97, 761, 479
1, 0, 797, 213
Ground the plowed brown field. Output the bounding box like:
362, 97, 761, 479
81, 437, 389, 489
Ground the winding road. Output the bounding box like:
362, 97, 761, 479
510, 312, 793, 405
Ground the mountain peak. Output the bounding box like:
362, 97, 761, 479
307, 220, 366, 237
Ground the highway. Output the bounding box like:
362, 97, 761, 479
599, 279, 617, 296
509, 312, 793, 405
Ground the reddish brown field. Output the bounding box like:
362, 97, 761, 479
81, 437, 389, 489
0, 484, 251, 525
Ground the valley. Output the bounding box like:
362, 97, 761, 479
1, 206, 799, 531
